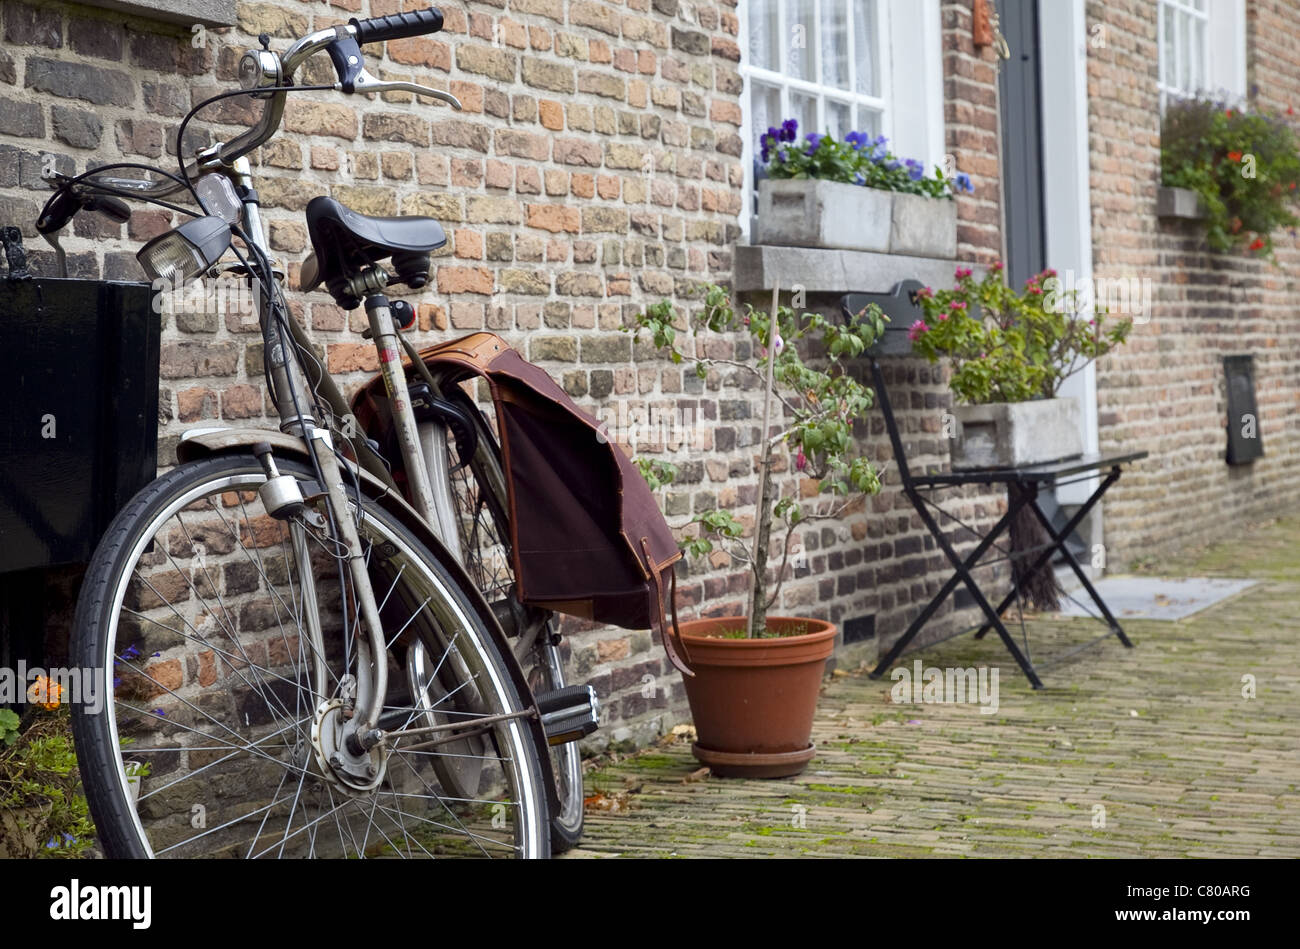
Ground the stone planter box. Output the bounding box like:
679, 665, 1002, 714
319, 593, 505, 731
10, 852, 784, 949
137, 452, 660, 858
755, 179, 956, 257
951, 398, 1083, 469
1156, 185, 1207, 220
891, 191, 958, 258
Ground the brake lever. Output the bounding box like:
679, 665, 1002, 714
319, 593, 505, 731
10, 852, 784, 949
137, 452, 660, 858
347, 69, 462, 110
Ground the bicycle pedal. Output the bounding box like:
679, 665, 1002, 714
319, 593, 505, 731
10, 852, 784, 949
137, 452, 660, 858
535, 685, 599, 746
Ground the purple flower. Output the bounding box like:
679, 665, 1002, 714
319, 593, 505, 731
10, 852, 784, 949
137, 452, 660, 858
885, 160, 901, 172
805, 133, 824, 154
956, 172, 974, 193
780, 118, 798, 142
905, 158, 925, 182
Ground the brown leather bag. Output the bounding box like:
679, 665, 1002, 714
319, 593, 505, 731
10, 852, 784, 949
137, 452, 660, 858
353, 332, 692, 676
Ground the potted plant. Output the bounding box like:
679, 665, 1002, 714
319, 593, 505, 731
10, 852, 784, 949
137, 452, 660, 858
1160, 96, 1300, 258
630, 285, 887, 778
907, 264, 1132, 470
900, 264, 1132, 611
753, 119, 972, 257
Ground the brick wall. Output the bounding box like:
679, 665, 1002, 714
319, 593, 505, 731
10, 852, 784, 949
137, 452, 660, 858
0, 0, 749, 749
1, 0, 1031, 751
1087, 0, 1300, 565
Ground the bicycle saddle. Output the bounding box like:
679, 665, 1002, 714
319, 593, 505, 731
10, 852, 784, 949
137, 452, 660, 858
302, 195, 447, 309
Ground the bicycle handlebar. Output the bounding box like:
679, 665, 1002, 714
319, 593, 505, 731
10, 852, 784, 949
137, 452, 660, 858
84, 8, 445, 201
350, 9, 444, 44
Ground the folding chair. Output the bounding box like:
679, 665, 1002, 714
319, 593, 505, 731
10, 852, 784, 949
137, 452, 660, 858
840, 282, 1147, 688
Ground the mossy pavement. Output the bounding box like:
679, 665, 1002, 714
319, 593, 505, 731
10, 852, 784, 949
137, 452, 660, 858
565, 517, 1300, 858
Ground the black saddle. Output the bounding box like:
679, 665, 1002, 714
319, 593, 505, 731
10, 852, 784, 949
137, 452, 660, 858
302, 196, 447, 309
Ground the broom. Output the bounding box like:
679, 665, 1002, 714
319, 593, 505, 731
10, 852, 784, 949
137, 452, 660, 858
1007, 492, 1063, 613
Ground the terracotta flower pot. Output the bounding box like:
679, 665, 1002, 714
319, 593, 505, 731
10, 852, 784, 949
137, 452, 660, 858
670, 616, 836, 778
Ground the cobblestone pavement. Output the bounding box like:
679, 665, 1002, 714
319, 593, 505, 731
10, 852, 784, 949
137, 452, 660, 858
567, 517, 1300, 857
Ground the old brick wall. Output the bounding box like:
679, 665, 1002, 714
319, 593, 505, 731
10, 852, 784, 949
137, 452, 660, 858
1086, 0, 1300, 565
2, 0, 1032, 751
0, 0, 747, 749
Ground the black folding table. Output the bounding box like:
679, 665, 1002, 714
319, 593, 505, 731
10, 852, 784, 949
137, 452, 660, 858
840, 284, 1148, 689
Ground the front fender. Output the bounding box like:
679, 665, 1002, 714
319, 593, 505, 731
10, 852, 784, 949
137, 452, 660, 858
174, 427, 560, 815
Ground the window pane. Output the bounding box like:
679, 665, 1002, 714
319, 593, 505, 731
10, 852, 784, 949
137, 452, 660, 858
751, 80, 783, 151
750, 0, 780, 71
821, 0, 850, 90
790, 90, 818, 138
788, 0, 817, 82
855, 106, 883, 139
1179, 11, 1191, 91
855, 0, 880, 97
1162, 5, 1177, 91
1192, 18, 1205, 92
826, 100, 852, 139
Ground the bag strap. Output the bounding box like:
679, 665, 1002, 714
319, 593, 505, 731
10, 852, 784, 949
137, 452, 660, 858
642, 537, 693, 678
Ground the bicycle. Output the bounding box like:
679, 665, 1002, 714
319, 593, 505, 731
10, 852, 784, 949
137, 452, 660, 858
41, 8, 594, 858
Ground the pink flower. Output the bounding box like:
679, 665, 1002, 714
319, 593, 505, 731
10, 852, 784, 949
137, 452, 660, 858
796, 449, 807, 471
950, 301, 967, 310
908, 319, 930, 341
992, 261, 1004, 271
955, 266, 973, 280
917, 286, 934, 299
937, 312, 948, 321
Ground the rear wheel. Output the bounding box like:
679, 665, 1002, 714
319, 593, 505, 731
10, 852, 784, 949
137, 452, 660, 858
438, 387, 587, 852
71, 453, 549, 858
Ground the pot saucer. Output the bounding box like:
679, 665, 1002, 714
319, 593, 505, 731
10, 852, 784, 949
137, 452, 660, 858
691, 742, 816, 779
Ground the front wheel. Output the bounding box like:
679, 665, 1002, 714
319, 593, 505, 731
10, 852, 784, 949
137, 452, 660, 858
71, 453, 549, 858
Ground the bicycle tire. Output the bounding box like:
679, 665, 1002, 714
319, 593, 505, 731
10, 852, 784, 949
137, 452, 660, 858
71, 452, 549, 858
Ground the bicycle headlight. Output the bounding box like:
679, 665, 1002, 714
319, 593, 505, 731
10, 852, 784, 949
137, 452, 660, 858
136, 215, 232, 288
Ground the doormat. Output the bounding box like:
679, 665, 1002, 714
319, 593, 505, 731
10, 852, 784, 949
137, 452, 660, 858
1055, 576, 1259, 621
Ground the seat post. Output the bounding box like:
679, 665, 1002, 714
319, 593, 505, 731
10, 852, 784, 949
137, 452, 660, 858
361, 283, 439, 529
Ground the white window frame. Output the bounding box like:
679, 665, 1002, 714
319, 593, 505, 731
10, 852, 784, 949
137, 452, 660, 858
1158, 0, 1246, 110
738, 0, 945, 242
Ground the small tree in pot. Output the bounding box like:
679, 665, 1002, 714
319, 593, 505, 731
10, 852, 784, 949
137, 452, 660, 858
630, 285, 886, 777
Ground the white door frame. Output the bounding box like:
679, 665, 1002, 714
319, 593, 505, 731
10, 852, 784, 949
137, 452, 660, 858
1037, 0, 1098, 510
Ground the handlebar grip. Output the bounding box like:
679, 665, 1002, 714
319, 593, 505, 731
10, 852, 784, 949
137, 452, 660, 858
84, 194, 132, 225
349, 8, 443, 45
36, 189, 80, 236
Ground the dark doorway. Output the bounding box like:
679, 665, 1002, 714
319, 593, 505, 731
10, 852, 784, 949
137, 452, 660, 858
999, 0, 1047, 289
997, 0, 1087, 564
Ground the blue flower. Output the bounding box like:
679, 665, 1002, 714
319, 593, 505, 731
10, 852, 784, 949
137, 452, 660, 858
956, 172, 974, 193
885, 160, 901, 172
845, 130, 869, 151
905, 158, 925, 181
780, 118, 798, 142
853, 172, 866, 185
804, 133, 824, 154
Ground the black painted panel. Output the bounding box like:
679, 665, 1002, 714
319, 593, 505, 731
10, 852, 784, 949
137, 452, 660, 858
0, 279, 159, 572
